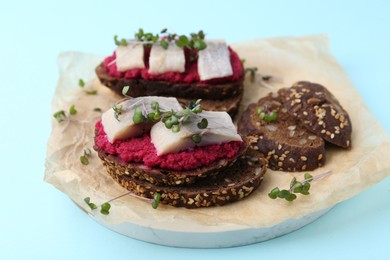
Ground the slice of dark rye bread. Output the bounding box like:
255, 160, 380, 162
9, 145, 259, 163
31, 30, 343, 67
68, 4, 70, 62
283, 81, 352, 148
95, 63, 243, 100
96, 63, 243, 117
238, 89, 326, 172
101, 148, 267, 208
93, 139, 249, 186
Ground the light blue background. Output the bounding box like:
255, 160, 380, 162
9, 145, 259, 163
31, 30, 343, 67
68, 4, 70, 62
1, 0, 389, 259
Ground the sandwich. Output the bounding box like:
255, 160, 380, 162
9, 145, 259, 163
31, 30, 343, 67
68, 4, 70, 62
93, 96, 267, 208
95, 29, 245, 117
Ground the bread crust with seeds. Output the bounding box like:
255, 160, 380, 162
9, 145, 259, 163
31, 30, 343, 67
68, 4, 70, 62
238, 89, 326, 172
96, 63, 243, 117
283, 81, 352, 148
94, 140, 248, 186
101, 147, 267, 208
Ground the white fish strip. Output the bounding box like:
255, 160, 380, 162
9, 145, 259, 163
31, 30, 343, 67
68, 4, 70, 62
198, 40, 233, 81
115, 43, 145, 72
102, 97, 182, 143
151, 111, 242, 155
149, 43, 185, 74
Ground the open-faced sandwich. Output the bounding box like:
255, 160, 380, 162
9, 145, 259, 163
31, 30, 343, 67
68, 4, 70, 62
93, 96, 267, 208
95, 29, 245, 117
238, 81, 352, 172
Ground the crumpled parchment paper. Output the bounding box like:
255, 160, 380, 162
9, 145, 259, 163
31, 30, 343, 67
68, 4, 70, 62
45, 35, 390, 230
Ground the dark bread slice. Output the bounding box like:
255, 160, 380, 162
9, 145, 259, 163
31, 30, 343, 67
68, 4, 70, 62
237, 89, 326, 172
94, 140, 248, 186
177, 92, 242, 118
284, 81, 352, 148
96, 63, 244, 100
102, 148, 267, 208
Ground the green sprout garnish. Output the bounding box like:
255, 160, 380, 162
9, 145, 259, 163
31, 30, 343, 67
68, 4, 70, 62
112, 104, 122, 121
192, 134, 202, 144
244, 67, 258, 82
84, 191, 162, 216
69, 105, 77, 115
85, 89, 97, 95
268, 173, 313, 201
133, 107, 146, 124
152, 193, 161, 209
268, 172, 332, 202
93, 107, 102, 112
160, 39, 168, 49
114, 35, 127, 46
79, 79, 85, 87
197, 118, 208, 129
257, 107, 278, 123
122, 86, 130, 96
84, 197, 97, 210
164, 115, 179, 129
100, 202, 111, 215
80, 148, 92, 166
53, 110, 67, 123
129, 28, 207, 56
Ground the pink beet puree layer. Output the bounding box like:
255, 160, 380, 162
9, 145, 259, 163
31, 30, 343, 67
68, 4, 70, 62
104, 46, 244, 84
95, 121, 243, 171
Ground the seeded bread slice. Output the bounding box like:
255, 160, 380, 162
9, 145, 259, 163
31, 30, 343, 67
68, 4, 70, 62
94, 140, 248, 186
96, 63, 244, 100
238, 89, 326, 172
102, 148, 267, 208
284, 81, 352, 148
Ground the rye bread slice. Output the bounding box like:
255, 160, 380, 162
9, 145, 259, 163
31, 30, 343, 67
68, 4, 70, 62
237, 90, 326, 172
177, 93, 242, 118
94, 140, 249, 186
102, 148, 267, 208
96, 62, 244, 100
283, 81, 352, 148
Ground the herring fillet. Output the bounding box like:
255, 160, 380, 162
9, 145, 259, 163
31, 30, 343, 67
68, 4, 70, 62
198, 40, 233, 81
148, 43, 185, 74
151, 111, 242, 155
102, 97, 182, 143
115, 43, 145, 72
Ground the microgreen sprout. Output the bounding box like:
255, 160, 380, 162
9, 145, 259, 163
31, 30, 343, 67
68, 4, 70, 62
79, 79, 85, 87
268, 171, 332, 202
53, 110, 67, 123
84, 197, 97, 210
93, 107, 102, 112
152, 193, 161, 209
130, 28, 207, 55
112, 104, 122, 121
122, 85, 130, 96
244, 67, 258, 82
242, 63, 280, 89
257, 107, 278, 123
69, 105, 77, 115
192, 134, 202, 144
114, 35, 127, 46
80, 148, 92, 166
197, 118, 208, 129
84, 89, 98, 95
83, 192, 162, 215
100, 202, 111, 215
133, 107, 146, 124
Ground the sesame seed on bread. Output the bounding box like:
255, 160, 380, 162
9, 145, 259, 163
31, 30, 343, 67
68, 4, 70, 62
238, 89, 326, 172
283, 81, 352, 148
98, 146, 267, 208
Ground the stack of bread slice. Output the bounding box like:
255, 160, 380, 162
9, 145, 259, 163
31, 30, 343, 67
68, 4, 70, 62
94, 97, 267, 208
238, 81, 352, 172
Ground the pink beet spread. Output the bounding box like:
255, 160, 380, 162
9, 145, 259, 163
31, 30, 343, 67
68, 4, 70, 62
104, 46, 244, 84
95, 121, 243, 171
